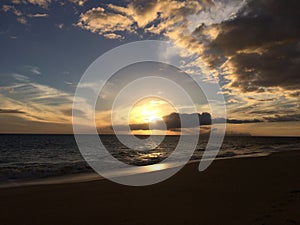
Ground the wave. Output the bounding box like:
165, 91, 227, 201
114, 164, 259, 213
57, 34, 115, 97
0, 135, 299, 186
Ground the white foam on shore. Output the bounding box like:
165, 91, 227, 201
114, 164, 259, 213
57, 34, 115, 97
0, 172, 103, 189
0, 151, 274, 189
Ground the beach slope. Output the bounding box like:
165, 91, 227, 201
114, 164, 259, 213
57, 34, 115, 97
0, 151, 300, 225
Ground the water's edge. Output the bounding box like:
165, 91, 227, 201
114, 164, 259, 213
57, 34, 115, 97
0, 150, 274, 189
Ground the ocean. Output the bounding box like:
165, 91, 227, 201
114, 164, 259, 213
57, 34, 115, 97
0, 134, 299, 185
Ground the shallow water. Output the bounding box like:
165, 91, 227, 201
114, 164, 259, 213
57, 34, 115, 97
0, 134, 299, 183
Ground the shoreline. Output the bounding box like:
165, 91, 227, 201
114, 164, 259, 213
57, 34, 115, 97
0, 150, 274, 189
0, 150, 300, 224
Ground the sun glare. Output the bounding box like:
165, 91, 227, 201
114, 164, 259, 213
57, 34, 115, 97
129, 98, 173, 125
141, 109, 162, 123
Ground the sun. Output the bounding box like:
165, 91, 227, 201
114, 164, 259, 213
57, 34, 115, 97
129, 98, 169, 124
141, 109, 162, 123
127, 97, 178, 135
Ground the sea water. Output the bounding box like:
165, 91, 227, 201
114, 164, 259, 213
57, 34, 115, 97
0, 134, 299, 184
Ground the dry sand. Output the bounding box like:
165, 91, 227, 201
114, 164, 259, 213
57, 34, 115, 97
0, 150, 300, 225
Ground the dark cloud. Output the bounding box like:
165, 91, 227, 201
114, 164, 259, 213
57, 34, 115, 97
213, 118, 262, 124
214, 114, 300, 124
201, 0, 300, 93
247, 97, 275, 102
225, 42, 300, 92
163, 112, 211, 128
289, 91, 300, 98
264, 114, 300, 122
0, 114, 73, 134
112, 112, 268, 131
61, 109, 86, 117
112, 112, 212, 131
248, 110, 280, 115
0, 109, 25, 114
249, 109, 297, 115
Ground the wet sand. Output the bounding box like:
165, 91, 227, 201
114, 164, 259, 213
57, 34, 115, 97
0, 150, 300, 225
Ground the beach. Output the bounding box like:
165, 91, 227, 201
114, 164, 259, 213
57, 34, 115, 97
0, 150, 300, 225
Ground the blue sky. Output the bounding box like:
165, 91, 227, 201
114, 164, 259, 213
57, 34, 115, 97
1, 1, 131, 91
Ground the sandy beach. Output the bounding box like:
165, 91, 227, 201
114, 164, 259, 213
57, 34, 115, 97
0, 150, 300, 225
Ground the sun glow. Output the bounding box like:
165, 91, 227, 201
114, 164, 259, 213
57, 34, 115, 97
129, 98, 173, 125
141, 109, 162, 123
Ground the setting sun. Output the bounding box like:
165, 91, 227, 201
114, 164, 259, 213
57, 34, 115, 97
141, 109, 162, 123
129, 98, 174, 125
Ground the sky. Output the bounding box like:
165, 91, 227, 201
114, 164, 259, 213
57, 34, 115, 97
0, 0, 299, 136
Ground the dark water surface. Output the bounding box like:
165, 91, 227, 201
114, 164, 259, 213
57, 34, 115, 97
0, 134, 299, 183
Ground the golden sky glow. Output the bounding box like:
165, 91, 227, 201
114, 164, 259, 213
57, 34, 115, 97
129, 98, 175, 124
0, 0, 299, 136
